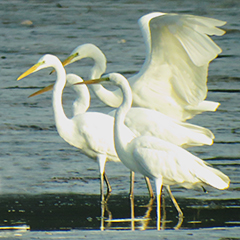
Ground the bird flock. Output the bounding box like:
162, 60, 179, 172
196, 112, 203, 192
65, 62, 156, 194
17, 12, 230, 230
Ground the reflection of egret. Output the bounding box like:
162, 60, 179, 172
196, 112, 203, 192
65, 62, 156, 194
79, 73, 230, 230
33, 69, 216, 217
103, 197, 154, 231
161, 189, 183, 230
139, 197, 154, 230
17, 55, 136, 203
62, 12, 226, 121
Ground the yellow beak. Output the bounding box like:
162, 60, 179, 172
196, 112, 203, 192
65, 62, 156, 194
74, 77, 109, 85
62, 52, 78, 67
17, 62, 42, 81
28, 83, 54, 98
50, 52, 78, 75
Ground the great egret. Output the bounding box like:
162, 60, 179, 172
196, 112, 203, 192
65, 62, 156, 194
31, 70, 215, 217
28, 74, 90, 116
17, 54, 136, 202
78, 73, 230, 230
62, 12, 226, 121
32, 77, 215, 150
31, 71, 216, 213
28, 73, 155, 198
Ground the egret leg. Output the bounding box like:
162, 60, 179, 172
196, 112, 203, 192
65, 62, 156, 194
161, 191, 167, 230
145, 177, 154, 198
129, 171, 135, 230
129, 171, 135, 198
155, 178, 163, 230
130, 192, 135, 231
140, 197, 154, 230
98, 155, 107, 203
100, 172, 105, 203
103, 172, 112, 203
101, 200, 113, 230
104, 172, 112, 195
166, 185, 183, 218
174, 215, 184, 230
100, 200, 105, 231
105, 202, 113, 229
130, 173, 154, 199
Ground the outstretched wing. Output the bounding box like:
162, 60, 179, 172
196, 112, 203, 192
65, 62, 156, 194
137, 12, 225, 106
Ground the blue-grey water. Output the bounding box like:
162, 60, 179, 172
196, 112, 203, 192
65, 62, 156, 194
0, 0, 240, 234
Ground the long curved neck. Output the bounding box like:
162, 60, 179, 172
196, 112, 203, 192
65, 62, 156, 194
114, 79, 133, 151
72, 84, 90, 116
89, 56, 106, 79
52, 64, 72, 138
89, 54, 123, 108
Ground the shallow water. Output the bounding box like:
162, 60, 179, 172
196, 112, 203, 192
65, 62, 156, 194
0, 0, 240, 232
0, 193, 239, 231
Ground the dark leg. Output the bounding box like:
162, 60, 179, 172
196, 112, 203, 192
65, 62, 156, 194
145, 177, 154, 198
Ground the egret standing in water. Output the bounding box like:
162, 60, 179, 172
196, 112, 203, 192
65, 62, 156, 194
28, 71, 156, 199
77, 73, 230, 230
17, 54, 136, 203
30, 68, 216, 218
62, 12, 225, 121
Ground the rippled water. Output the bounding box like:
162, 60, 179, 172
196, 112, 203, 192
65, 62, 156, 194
0, 0, 240, 231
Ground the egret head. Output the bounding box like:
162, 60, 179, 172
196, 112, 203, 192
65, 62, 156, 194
62, 43, 106, 67
17, 54, 61, 81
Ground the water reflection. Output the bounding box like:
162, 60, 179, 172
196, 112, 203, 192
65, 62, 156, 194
0, 194, 234, 230
101, 195, 184, 230
0, 193, 239, 231
101, 196, 155, 230
161, 196, 184, 230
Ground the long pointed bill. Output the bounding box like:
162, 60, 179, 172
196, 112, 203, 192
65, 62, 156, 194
17, 62, 43, 81
74, 77, 110, 85
50, 52, 78, 75
62, 52, 78, 67
28, 83, 54, 98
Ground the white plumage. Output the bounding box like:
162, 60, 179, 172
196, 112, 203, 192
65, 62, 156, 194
81, 72, 230, 230
29, 66, 217, 216
62, 12, 225, 121
17, 55, 133, 202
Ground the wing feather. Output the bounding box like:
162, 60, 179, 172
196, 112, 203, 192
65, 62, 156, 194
137, 12, 225, 106
132, 136, 229, 189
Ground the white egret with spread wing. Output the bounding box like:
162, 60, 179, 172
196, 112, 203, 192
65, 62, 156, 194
62, 12, 225, 121
78, 72, 230, 230
31, 69, 216, 217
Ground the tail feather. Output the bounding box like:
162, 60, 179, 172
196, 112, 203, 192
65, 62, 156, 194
178, 120, 214, 147
196, 164, 230, 190
185, 125, 214, 147
186, 100, 220, 112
